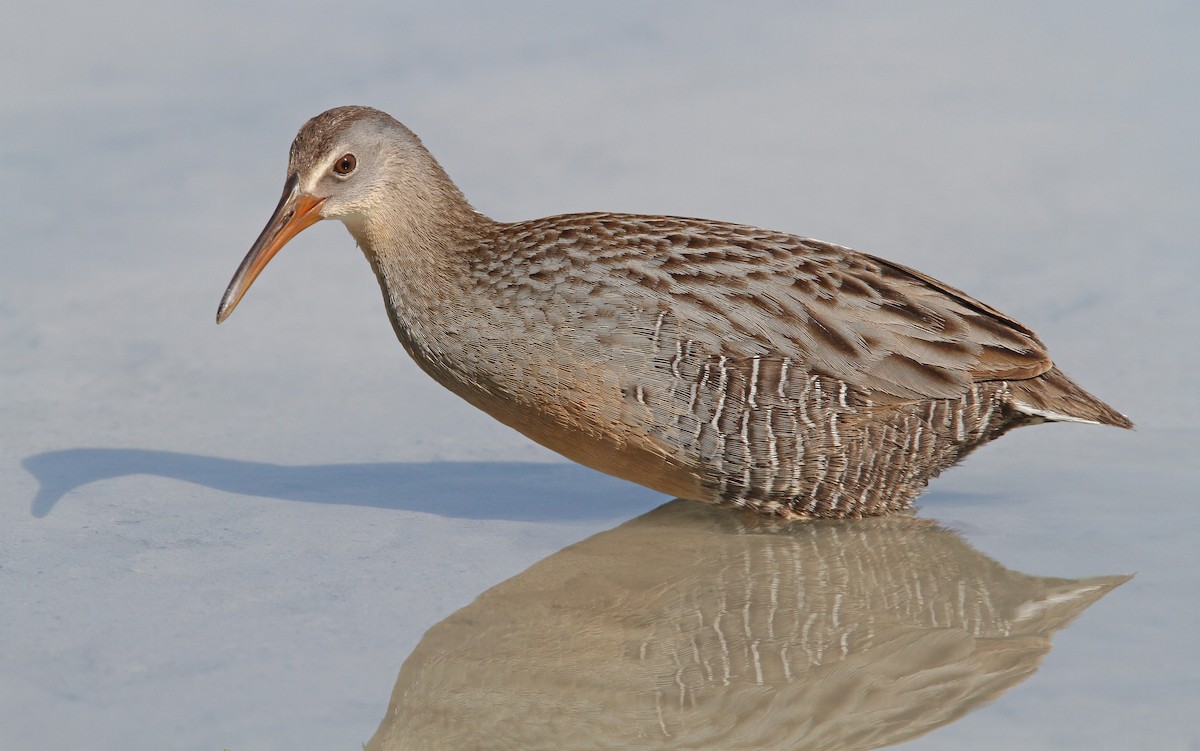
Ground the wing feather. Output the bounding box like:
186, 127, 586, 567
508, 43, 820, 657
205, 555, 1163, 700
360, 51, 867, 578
486, 213, 1052, 403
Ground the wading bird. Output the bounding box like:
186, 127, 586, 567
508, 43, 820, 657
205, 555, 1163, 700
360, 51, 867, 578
218, 107, 1130, 518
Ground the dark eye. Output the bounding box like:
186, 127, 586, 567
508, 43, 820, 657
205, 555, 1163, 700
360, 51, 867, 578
333, 153, 357, 175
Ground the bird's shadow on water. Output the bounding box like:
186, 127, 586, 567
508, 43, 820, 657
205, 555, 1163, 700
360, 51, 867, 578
21, 448, 665, 522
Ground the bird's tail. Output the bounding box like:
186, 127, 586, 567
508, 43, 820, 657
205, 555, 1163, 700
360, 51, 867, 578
1006, 366, 1133, 429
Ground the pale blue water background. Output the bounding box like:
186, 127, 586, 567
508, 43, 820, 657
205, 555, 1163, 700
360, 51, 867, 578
2, 2, 1197, 748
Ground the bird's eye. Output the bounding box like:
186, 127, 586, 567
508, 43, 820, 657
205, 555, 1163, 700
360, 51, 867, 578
333, 153, 357, 176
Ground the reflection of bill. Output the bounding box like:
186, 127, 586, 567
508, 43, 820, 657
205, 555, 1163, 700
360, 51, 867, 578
368, 501, 1126, 751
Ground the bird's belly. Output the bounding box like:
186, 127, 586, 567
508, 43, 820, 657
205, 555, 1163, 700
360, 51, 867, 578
396, 310, 1028, 518
394, 329, 709, 501
449, 368, 711, 502
487, 356, 1028, 519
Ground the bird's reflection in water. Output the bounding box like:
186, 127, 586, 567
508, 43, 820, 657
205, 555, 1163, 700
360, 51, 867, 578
368, 501, 1126, 751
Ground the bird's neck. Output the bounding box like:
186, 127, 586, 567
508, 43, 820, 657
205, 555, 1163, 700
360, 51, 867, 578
341, 175, 497, 383
345, 165, 489, 292
344, 161, 489, 259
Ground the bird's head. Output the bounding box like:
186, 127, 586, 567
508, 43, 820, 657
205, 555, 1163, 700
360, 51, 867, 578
216, 106, 439, 323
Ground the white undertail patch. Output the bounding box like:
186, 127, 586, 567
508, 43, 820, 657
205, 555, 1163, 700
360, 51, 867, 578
1011, 401, 1102, 425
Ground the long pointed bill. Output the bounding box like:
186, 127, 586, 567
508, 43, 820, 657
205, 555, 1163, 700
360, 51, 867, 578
216, 174, 326, 323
